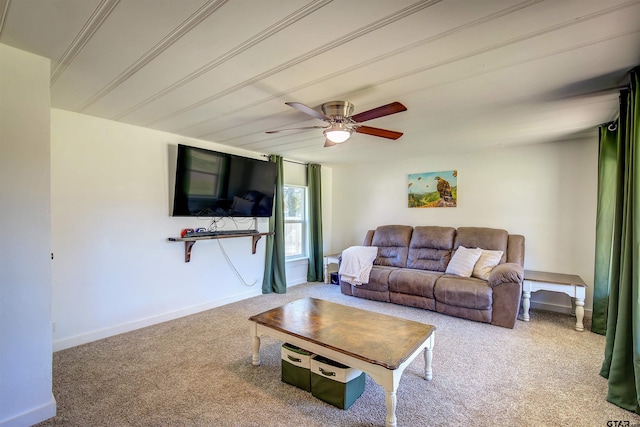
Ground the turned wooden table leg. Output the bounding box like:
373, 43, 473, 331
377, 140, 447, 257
323, 257, 329, 283
424, 346, 433, 381
521, 290, 531, 321
385, 390, 397, 427
252, 336, 261, 366
575, 298, 585, 331
250, 323, 261, 366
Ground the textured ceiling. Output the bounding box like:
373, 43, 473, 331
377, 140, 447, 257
1, 0, 639, 165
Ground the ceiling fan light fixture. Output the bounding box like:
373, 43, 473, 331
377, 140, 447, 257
272, 100, 407, 148
323, 123, 352, 143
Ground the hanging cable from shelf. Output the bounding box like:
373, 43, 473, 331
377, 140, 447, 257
216, 239, 257, 287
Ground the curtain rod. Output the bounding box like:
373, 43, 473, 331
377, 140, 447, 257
261, 154, 308, 166
285, 158, 309, 166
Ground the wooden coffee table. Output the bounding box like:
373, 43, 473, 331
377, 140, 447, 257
249, 298, 436, 427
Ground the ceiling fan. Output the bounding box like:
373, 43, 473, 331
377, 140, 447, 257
266, 101, 407, 147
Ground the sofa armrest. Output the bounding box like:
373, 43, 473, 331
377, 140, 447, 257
488, 263, 523, 328
489, 263, 523, 287
490, 281, 522, 328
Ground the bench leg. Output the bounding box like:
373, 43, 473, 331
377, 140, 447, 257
575, 298, 585, 332
521, 291, 531, 321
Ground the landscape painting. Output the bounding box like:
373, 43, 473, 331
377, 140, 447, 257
408, 170, 457, 208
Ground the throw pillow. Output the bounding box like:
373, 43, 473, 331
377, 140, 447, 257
472, 249, 504, 281
445, 246, 483, 277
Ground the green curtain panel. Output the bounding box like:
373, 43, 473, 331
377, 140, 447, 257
597, 67, 640, 415
307, 164, 323, 282
592, 124, 621, 334
262, 155, 287, 294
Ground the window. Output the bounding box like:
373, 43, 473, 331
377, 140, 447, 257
283, 185, 307, 258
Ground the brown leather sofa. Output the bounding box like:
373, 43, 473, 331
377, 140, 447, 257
339, 225, 525, 328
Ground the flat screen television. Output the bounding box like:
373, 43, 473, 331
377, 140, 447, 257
172, 144, 277, 217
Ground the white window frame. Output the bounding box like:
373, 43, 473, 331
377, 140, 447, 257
283, 184, 308, 260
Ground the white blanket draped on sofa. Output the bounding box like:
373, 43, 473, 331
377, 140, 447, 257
339, 246, 378, 286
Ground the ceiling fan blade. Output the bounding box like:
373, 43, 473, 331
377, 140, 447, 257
265, 125, 327, 134
351, 102, 407, 123
355, 125, 403, 140
285, 102, 330, 121
324, 139, 337, 148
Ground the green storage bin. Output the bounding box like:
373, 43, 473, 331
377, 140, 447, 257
310, 355, 366, 409
281, 343, 314, 392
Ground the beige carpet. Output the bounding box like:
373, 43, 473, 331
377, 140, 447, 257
37, 283, 640, 427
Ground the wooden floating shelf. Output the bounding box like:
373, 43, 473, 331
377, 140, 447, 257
168, 232, 273, 262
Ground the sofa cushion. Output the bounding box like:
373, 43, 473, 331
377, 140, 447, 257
351, 266, 395, 302
472, 249, 504, 281
434, 276, 493, 310
352, 265, 396, 293
455, 227, 509, 263
444, 246, 482, 277
406, 226, 455, 272
371, 225, 413, 268
389, 268, 442, 299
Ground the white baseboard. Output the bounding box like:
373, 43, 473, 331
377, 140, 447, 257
53, 289, 262, 351
287, 278, 309, 287
0, 393, 56, 427
287, 280, 308, 288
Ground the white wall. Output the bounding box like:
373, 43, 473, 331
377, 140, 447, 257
50, 109, 278, 350
330, 138, 598, 315
0, 45, 56, 426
